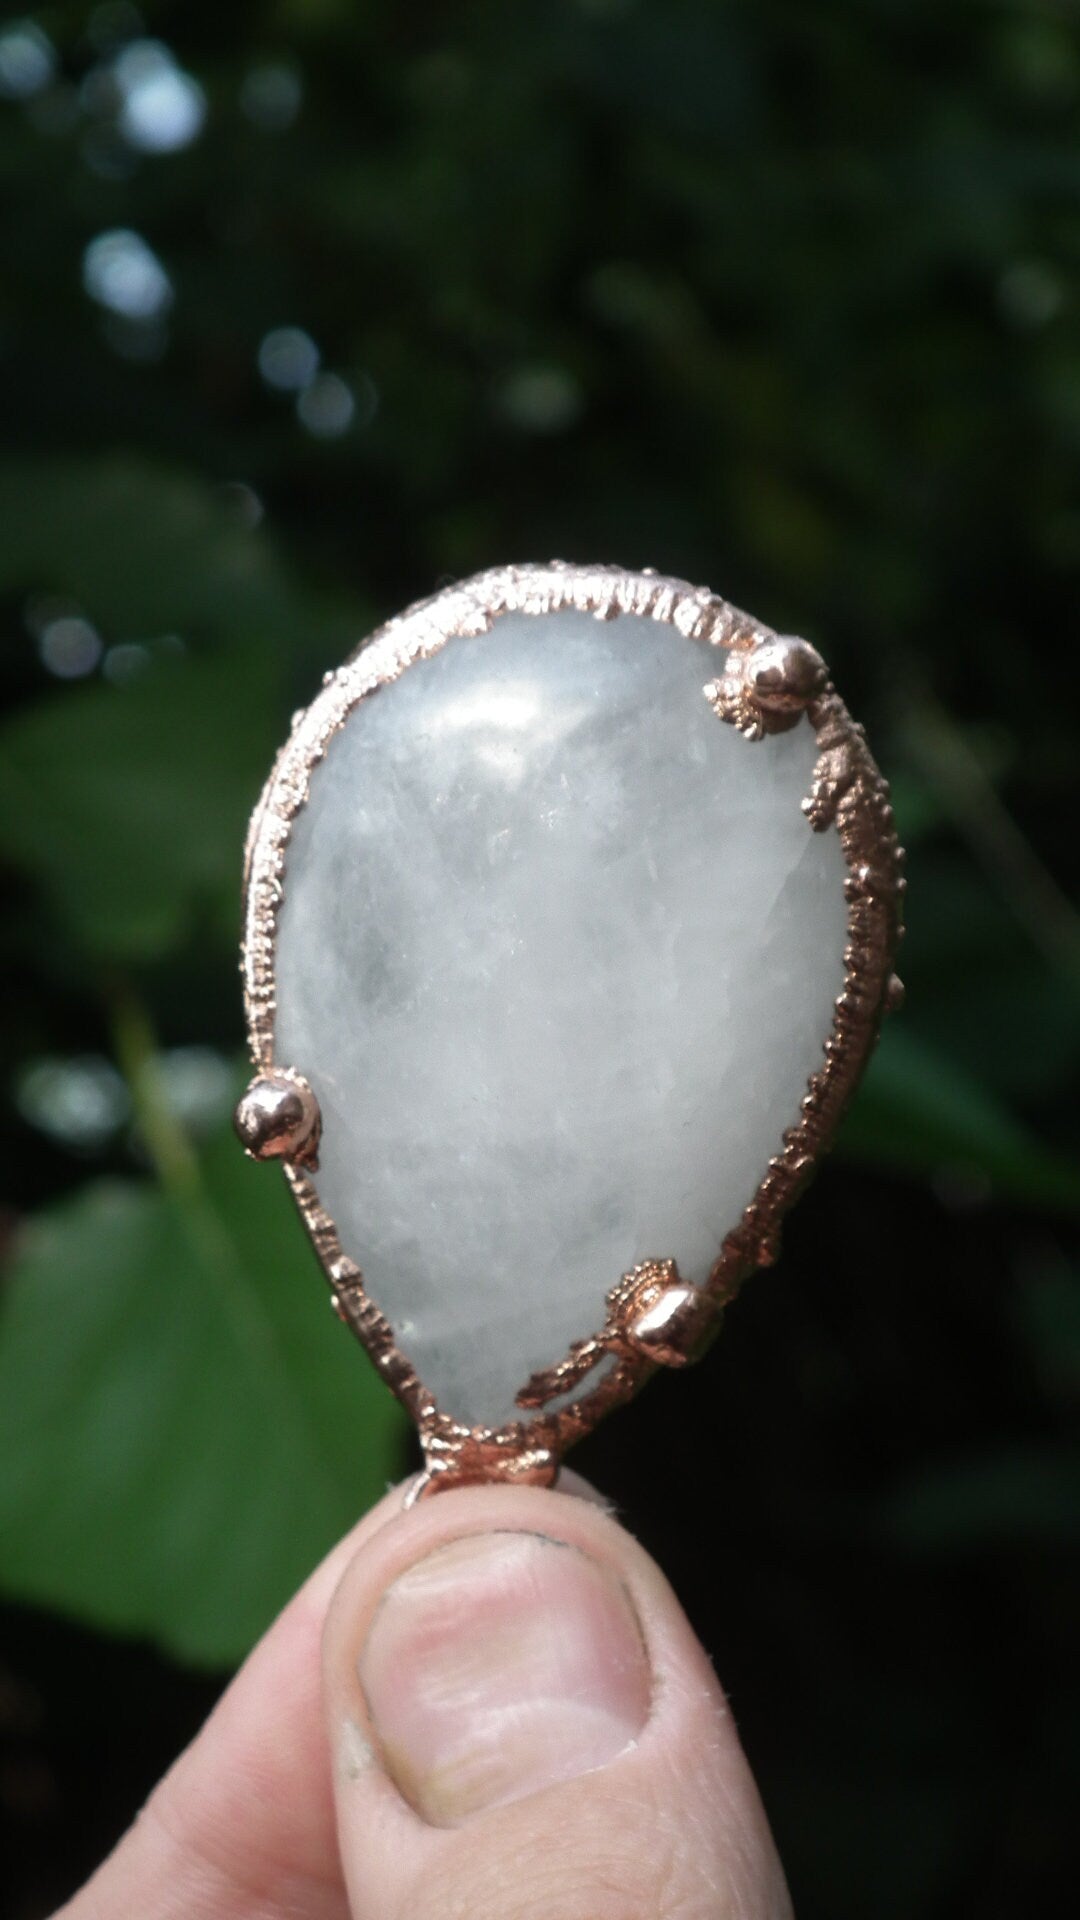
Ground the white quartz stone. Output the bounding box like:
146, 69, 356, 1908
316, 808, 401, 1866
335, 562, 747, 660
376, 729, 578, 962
274, 608, 848, 1429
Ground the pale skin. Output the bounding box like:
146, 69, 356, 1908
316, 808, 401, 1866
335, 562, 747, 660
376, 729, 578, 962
57, 1475, 793, 1920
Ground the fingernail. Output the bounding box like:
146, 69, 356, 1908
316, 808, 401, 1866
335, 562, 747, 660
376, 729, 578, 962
358, 1530, 650, 1826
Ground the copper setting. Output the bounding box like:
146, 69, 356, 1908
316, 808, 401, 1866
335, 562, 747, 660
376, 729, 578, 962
703, 632, 827, 737
233, 1069, 321, 1172
238, 562, 905, 1492
623, 1273, 718, 1369
514, 1258, 718, 1411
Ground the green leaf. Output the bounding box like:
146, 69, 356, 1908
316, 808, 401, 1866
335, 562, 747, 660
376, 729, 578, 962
0, 458, 308, 647
0, 458, 363, 964
839, 1024, 1080, 1215
0, 1128, 408, 1668
0, 645, 281, 960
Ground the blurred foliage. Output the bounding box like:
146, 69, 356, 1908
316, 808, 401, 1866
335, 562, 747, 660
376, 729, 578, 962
0, 1118, 399, 1666
0, 2, 1078, 1916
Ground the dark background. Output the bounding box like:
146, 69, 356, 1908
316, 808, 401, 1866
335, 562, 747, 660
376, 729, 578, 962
1, 3, 1079, 1916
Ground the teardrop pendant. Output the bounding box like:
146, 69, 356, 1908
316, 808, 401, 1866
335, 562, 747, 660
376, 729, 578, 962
236, 564, 904, 1493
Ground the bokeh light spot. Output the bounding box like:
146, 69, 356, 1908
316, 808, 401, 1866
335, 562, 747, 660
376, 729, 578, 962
39, 616, 103, 679
258, 325, 320, 392
83, 228, 173, 320
297, 372, 355, 438
114, 40, 206, 153
16, 1056, 130, 1152
102, 642, 151, 685
0, 21, 56, 100
158, 1047, 235, 1132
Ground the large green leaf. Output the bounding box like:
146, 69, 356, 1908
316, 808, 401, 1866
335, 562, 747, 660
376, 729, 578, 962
0, 645, 280, 959
0, 1128, 407, 1668
0, 459, 312, 647
0, 460, 359, 962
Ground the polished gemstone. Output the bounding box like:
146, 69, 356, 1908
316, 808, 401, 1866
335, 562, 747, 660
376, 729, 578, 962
273, 608, 848, 1429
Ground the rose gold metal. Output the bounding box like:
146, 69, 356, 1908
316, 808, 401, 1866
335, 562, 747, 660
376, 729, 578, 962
703, 632, 827, 737
515, 1258, 719, 1409
233, 1069, 321, 1172
238, 562, 904, 1493
624, 1278, 718, 1369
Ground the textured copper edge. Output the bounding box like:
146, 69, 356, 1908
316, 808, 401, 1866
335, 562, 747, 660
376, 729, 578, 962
239, 562, 904, 1491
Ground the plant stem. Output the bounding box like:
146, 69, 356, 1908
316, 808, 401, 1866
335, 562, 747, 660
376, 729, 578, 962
107, 978, 200, 1198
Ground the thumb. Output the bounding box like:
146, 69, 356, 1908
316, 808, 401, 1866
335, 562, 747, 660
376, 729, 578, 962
322, 1478, 793, 1920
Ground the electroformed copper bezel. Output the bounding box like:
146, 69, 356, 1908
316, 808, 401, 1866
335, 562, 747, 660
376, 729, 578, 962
237, 563, 905, 1494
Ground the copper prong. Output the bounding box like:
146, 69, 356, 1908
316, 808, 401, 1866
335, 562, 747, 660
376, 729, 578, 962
233, 1069, 321, 1171
705, 633, 827, 737
624, 1279, 718, 1368
750, 634, 827, 715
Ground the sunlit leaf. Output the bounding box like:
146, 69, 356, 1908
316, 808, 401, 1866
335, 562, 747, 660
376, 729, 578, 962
0, 1128, 408, 1667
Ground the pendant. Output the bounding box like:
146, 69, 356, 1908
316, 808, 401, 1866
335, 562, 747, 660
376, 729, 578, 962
235, 564, 904, 1495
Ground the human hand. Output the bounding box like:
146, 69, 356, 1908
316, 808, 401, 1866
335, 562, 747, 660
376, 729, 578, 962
56, 1476, 792, 1920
